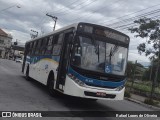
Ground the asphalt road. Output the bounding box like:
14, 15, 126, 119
0, 59, 159, 120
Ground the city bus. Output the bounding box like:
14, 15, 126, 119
22, 22, 130, 100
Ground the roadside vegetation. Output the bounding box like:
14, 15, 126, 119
126, 17, 160, 107
126, 81, 160, 95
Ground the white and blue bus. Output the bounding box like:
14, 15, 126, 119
22, 22, 130, 100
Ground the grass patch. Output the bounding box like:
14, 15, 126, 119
144, 98, 159, 106
124, 90, 131, 98
133, 83, 151, 92
126, 81, 160, 94
144, 98, 154, 105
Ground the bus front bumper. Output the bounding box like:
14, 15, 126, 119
63, 76, 125, 100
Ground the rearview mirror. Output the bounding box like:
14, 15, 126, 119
72, 56, 81, 66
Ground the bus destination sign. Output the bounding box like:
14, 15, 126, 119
94, 29, 128, 43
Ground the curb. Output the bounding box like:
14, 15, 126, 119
125, 97, 160, 111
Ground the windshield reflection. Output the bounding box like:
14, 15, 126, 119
71, 36, 128, 76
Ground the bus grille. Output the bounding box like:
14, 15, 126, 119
71, 65, 124, 82
85, 83, 117, 89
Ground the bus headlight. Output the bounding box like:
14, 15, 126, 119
68, 74, 86, 87
115, 85, 124, 91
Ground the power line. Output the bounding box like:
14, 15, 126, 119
114, 14, 160, 30
52, 0, 91, 15
51, 0, 80, 13
107, 8, 160, 27
107, 14, 160, 34
70, 0, 124, 23
52, 0, 125, 26
38, 1, 160, 35
87, 0, 128, 23
99, 2, 160, 25
55, 0, 97, 16
102, 9, 160, 32
0, 4, 20, 13
69, 1, 160, 26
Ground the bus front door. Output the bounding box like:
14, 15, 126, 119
56, 31, 73, 91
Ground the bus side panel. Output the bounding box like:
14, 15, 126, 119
24, 55, 59, 86
28, 56, 38, 80
37, 56, 59, 85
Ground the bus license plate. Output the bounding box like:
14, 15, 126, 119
96, 92, 106, 97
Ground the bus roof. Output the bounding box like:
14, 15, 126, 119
26, 23, 79, 43
26, 22, 129, 44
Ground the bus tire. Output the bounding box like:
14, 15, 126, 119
88, 99, 97, 101
47, 73, 58, 97
25, 66, 31, 81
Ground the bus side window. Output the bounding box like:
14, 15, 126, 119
28, 42, 33, 55
27, 42, 32, 55
52, 33, 63, 55
57, 33, 63, 44
41, 37, 48, 55
52, 45, 61, 55
35, 40, 41, 55
39, 39, 44, 55
45, 36, 53, 55
32, 41, 38, 55
25, 43, 30, 55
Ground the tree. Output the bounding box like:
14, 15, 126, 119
142, 59, 160, 82
128, 18, 160, 98
126, 61, 144, 80
128, 17, 160, 60
126, 61, 134, 79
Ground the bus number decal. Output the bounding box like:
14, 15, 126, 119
85, 79, 93, 83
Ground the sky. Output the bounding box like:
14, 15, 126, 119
1, 0, 160, 66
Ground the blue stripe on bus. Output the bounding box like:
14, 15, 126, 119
68, 67, 125, 88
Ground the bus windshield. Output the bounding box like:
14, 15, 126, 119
71, 36, 128, 76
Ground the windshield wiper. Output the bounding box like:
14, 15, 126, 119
111, 45, 118, 56
108, 45, 119, 59
105, 45, 119, 65
93, 39, 100, 63
97, 45, 100, 62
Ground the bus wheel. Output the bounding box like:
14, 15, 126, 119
48, 74, 57, 97
84, 98, 97, 102
88, 99, 97, 101
25, 66, 31, 81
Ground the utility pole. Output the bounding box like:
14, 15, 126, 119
149, 60, 153, 82
150, 39, 160, 100
46, 13, 58, 31
154, 39, 160, 86
150, 31, 160, 101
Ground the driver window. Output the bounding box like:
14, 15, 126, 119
74, 38, 81, 56
72, 37, 81, 66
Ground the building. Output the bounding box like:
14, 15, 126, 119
11, 44, 25, 60
0, 29, 12, 58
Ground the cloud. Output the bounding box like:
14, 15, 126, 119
128, 51, 150, 65
1, 0, 160, 63
3, 28, 30, 43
